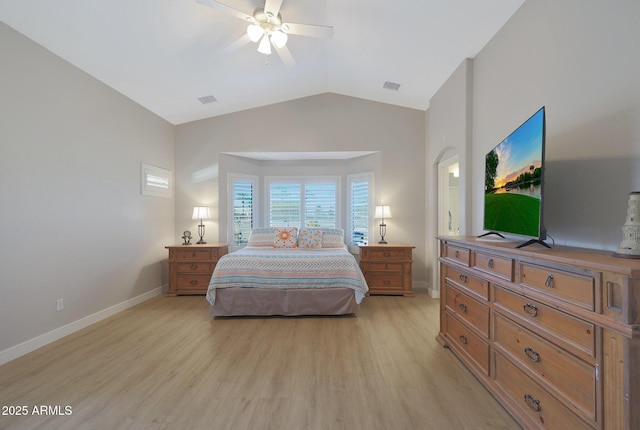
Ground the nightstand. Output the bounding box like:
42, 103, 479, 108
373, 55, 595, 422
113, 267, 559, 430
359, 244, 414, 296
165, 244, 228, 296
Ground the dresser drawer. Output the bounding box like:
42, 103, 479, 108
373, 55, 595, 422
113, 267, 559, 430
444, 311, 489, 375
176, 274, 211, 292
364, 248, 411, 261
493, 286, 595, 358
176, 262, 213, 273
173, 248, 215, 261
443, 244, 470, 266
494, 314, 596, 421
365, 262, 404, 271
445, 284, 489, 338
366, 272, 404, 293
444, 264, 489, 300
473, 251, 514, 281
520, 263, 596, 311
494, 353, 593, 430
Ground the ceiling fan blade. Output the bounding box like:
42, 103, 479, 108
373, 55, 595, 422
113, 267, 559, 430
264, 0, 284, 17
284, 22, 334, 38
223, 34, 251, 54
273, 44, 297, 68
196, 0, 253, 22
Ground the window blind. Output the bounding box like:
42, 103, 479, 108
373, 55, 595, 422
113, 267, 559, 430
304, 183, 336, 228
269, 183, 301, 227
232, 181, 254, 245
350, 180, 369, 244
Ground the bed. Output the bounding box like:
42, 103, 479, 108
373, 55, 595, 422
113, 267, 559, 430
206, 227, 369, 316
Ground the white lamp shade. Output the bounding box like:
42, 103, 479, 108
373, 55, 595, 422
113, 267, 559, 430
192, 206, 211, 220
270, 30, 288, 48
374, 205, 392, 219
257, 34, 272, 55
246, 24, 263, 42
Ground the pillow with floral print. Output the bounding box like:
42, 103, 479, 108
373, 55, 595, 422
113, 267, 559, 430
298, 228, 323, 249
273, 227, 298, 248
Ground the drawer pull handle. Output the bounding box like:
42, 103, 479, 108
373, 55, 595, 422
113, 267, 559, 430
523, 303, 538, 317
459, 335, 468, 344
545, 274, 554, 288
487, 258, 494, 269
190, 264, 198, 269
524, 394, 541, 412
383, 280, 391, 285
459, 274, 468, 283
458, 303, 468, 313
455, 250, 460, 258
383, 252, 391, 257
524, 347, 541, 363
190, 280, 198, 285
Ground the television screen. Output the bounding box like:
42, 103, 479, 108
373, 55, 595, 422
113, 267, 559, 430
483, 107, 546, 244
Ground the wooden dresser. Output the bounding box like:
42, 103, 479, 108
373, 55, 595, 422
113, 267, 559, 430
437, 236, 640, 430
165, 244, 228, 296
359, 244, 414, 296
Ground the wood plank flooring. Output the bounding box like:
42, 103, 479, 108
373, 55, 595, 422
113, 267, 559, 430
0, 291, 521, 430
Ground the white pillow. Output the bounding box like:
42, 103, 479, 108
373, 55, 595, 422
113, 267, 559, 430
247, 227, 276, 247
320, 228, 345, 248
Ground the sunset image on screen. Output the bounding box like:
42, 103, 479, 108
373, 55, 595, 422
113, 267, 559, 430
484, 108, 544, 238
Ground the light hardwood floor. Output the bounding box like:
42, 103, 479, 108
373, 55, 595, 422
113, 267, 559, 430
0, 291, 521, 430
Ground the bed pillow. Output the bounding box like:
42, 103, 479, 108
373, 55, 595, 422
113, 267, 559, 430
248, 227, 276, 247
298, 228, 323, 249
320, 228, 345, 248
273, 227, 298, 248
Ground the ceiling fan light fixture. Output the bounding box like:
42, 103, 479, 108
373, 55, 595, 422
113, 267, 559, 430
247, 24, 263, 42
257, 34, 272, 55
271, 30, 288, 48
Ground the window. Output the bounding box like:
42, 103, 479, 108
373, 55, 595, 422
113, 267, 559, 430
347, 173, 373, 245
304, 183, 337, 228
229, 174, 257, 247
267, 177, 339, 228
269, 182, 301, 227
140, 163, 172, 198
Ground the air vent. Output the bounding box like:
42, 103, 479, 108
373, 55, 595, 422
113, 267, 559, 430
383, 81, 401, 91
198, 95, 217, 104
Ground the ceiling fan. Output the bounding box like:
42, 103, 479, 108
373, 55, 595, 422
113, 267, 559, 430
196, 0, 333, 68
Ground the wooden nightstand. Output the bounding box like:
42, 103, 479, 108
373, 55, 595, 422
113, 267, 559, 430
165, 244, 228, 296
359, 244, 414, 296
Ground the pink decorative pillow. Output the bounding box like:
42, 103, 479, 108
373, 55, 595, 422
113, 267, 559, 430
273, 227, 298, 248
298, 228, 323, 249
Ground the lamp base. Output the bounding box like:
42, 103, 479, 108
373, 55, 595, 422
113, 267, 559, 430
197, 223, 206, 245
378, 222, 387, 245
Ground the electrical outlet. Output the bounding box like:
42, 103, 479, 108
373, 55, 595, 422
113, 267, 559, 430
56, 299, 64, 311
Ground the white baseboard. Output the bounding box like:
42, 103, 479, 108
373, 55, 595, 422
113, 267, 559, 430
0, 286, 165, 366
413, 280, 439, 298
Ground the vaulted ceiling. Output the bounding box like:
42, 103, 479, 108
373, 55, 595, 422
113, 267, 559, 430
0, 0, 525, 125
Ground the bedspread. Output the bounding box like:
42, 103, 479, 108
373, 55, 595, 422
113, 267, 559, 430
206, 246, 368, 305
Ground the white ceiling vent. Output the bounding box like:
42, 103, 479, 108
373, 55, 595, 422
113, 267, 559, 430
383, 81, 401, 91
198, 95, 218, 104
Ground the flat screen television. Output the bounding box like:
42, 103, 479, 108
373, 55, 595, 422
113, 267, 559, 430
481, 106, 549, 248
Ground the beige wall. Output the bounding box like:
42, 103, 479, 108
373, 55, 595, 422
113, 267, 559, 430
427, 0, 640, 263
471, 0, 640, 249
175, 94, 427, 285
426, 0, 640, 296
0, 23, 175, 361
425, 59, 473, 294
